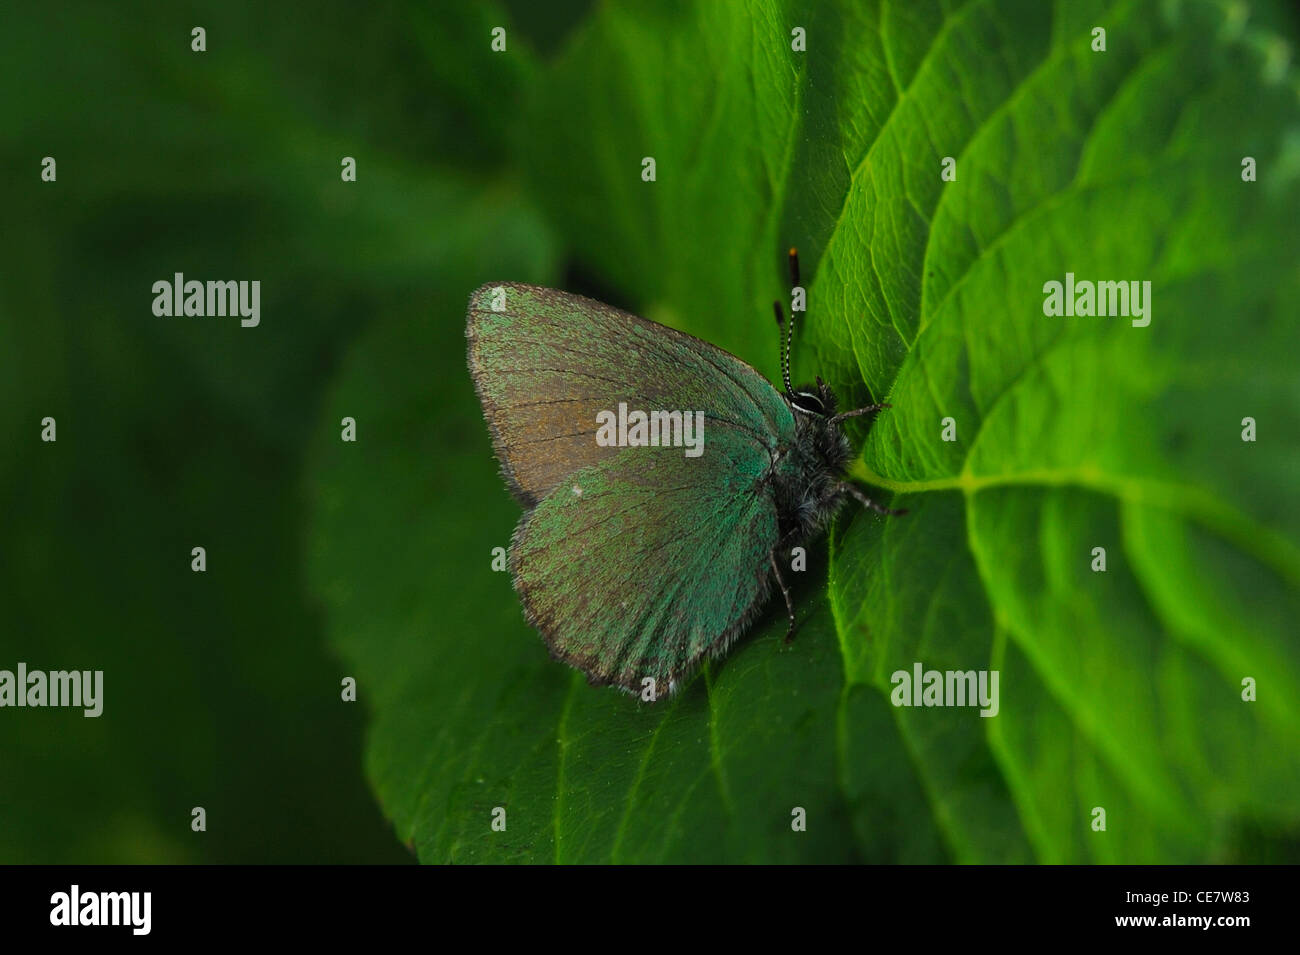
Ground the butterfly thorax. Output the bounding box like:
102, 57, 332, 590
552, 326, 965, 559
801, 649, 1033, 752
768, 380, 853, 544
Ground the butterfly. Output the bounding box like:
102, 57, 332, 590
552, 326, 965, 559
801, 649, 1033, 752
467, 249, 903, 699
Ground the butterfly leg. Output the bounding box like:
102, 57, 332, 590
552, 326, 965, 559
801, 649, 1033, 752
830, 402, 891, 424
769, 550, 797, 643
839, 482, 908, 516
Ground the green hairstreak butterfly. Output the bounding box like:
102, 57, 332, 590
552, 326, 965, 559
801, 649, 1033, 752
467, 249, 903, 698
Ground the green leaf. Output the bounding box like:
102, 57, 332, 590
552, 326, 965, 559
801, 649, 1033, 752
308, 0, 1300, 861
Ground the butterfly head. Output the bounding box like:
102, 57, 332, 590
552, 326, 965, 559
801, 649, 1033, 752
788, 377, 836, 418
770, 250, 893, 527
785, 375, 853, 471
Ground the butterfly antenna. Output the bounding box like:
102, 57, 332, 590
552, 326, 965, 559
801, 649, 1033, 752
784, 247, 800, 396
772, 301, 794, 399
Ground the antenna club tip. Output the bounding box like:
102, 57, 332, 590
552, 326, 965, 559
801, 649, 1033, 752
788, 247, 798, 257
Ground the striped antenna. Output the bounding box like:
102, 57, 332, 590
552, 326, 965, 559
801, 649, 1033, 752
772, 301, 794, 399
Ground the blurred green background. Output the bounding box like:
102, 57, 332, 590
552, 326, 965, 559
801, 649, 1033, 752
0, 0, 584, 863
3, 0, 1299, 863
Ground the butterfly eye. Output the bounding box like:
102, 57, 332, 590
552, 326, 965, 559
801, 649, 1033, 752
791, 391, 826, 416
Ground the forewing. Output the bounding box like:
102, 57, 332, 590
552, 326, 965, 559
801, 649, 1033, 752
467, 282, 792, 506
510, 430, 779, 694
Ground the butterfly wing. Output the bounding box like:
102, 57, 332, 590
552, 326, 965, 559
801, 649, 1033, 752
466, 282, 792, 506
509, 429, 780, 693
